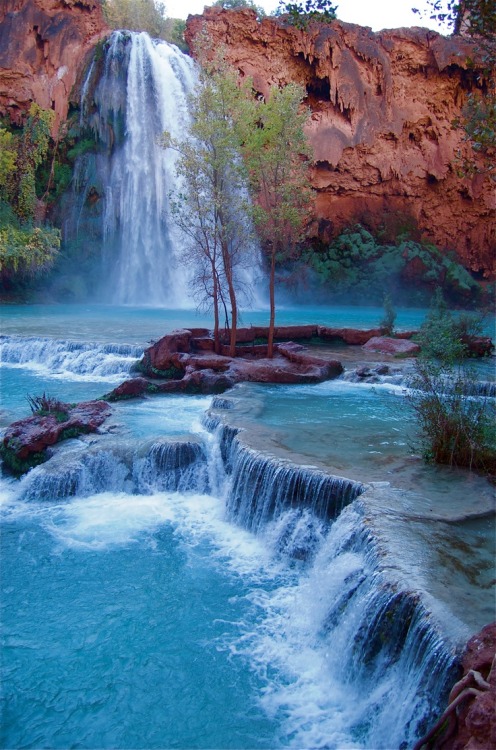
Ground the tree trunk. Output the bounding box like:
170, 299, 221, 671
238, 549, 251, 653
212, 266, 220, 355
267, 249, 276, 358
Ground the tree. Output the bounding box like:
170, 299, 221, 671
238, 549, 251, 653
162, 50, 254, 356
275, 0, 337, 29
102, 0, 168, 38
240, 84, 313, 357
212, 0, 266, 18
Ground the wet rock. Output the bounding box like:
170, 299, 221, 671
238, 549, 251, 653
1, 400, 111, 475
105, 377, 151, 400
362, 336, 421, 356
141, 329, 192, 374
318, 327, 383, 345
462, 335, 494, 358
278, 342, 343, 377
414, 621, 496, 750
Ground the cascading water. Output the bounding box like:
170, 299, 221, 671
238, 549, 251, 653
67, 32, 197, 305
2, 312, 493, 747
64, 31, 261, 307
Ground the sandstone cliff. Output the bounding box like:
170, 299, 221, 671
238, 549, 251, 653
0, 0, 108, 133
186, 8, 495, 278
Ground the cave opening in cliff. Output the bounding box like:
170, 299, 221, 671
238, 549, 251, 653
305, 75, 331, 106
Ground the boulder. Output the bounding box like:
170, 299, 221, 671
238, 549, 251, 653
105, 377, 151, 400
142, 329, 192, 373
362, 336, 421, 356
1, 399, 111, 474
462, 335, 494, 358
278, 342, 343, 377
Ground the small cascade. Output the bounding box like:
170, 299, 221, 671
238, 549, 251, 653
19, 449, 131, 502
0, 335, 142, 380
224, 435, 364, 533
280, 504, 460, 748
134, 439, 209, 493
1, 369, 475, 749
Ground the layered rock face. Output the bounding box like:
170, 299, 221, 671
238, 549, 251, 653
186, 8, 495, 278
0, 0, 108, 132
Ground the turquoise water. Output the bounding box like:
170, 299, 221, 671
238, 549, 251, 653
1, 490, 285, 749
1, 302, 432, 343
1, 304, 494, 749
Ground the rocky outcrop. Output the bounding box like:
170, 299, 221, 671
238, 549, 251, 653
362, 335, 421, 355
186, 8, 495, 278
1, 398, 111, 474
0, 0, 108, 132
414, 621, 496, 750
105, 328, 344, 400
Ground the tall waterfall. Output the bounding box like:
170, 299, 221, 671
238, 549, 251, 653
71, 32, 197, 305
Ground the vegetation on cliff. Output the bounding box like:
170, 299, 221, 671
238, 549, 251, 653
275, 0, 337, 29
101, 0, 186, 48
0, 105, 60, 293
303, 225, 489, 307
415, 1, 496, 179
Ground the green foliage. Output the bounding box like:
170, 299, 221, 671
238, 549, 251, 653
163, 42, 255, 354
102, 0, 168, 38
213, 0, 266, 18
239, 81, 313, 355
2, 104, 56, 222
0, 443, 47, 476
164, 18, 187, 51
412, 1, 496, 35
26, 393, 69, 421
275, 0, 337, 29
0, 201, 60, 286
0, 127, 17, 191
407, 289, 496, 473
305, 225, 483, 306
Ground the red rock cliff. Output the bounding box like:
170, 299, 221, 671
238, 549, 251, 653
186, 8, 495, 278
0, 0, 108, 133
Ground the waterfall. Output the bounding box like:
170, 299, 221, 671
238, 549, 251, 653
68, 32, 197, 305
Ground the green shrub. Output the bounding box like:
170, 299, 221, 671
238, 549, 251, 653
305, 225, 484, 306
408, 290, 496, 474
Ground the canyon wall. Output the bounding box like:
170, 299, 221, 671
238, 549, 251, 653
186, 8, 495, 278
0, 3, 494, 277
0, 0, 108, 133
